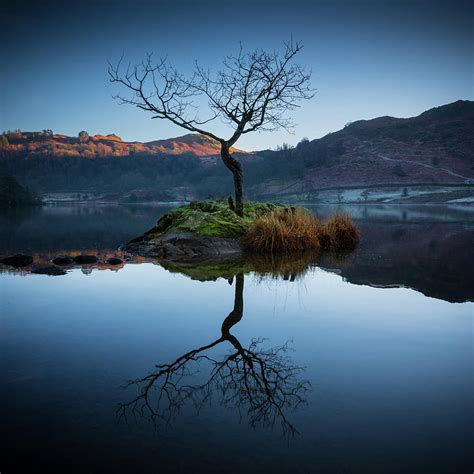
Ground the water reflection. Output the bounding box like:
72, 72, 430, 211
158, 250, 322, 282
120, 273, 310, 436
0, 204, 170, 253
1, 237, 471, 473
1, 203, 473, 302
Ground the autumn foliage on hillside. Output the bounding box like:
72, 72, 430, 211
0, 131, 246, 159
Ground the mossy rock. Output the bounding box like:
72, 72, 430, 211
148, 200, 288, 239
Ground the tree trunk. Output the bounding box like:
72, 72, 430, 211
221, 274, 244, 354
220, 144, 244, 216
221, 273, 244, 336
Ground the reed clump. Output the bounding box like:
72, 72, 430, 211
242, 208, 322, 254
243, 209, 359, 254
324, 212, 360, 253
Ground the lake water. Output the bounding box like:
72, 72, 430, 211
1, 203, 472, 473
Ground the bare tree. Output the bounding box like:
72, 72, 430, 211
108, 40, 314, 216
119, 274, 310, 436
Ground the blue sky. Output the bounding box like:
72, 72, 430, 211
1, 0, 472, 150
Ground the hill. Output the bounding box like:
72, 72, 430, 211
0, 100, 473, 203
0, 131, 245, 158
252, 100, 474, 199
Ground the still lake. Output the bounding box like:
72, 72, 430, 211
1, 203, 472, 473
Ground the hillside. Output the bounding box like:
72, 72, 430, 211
0, 131, 246, 158
0, 100, 473, 202
253, 100, 474, 198
0, 176, 40, 207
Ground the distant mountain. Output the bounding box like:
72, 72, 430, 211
252, 100, 474, 198
0, 131, 246, 158
0, 100, 472, 202
144, 134, 247, 156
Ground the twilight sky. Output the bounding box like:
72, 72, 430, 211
1, 0, 472, 150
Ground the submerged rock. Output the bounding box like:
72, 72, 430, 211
106, 257, 123, 265
73, 255, 99, 264
0, 254, 33, 267
53, 256, 74, 265
31, 265, 67, 276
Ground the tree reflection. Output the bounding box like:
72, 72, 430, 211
120, 274, 310, 436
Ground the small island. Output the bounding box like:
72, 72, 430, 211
123, 200, 359, 263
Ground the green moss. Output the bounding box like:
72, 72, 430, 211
150, 200, 289, 238
159, 259, 253, 281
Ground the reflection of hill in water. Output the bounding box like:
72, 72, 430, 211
1, 204, 472, 303
0, 205, 170, 253
156, 222, 473, 302
322, 221, 473, 303
307, 203, 474, 224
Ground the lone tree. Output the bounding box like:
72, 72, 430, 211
108, 40, 314, 216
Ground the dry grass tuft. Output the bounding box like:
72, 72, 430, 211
324, 212, 360, 253
243, 208, 359, 255
242, 208, 323, 254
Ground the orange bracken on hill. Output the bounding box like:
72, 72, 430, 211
0, 131, 249, 159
